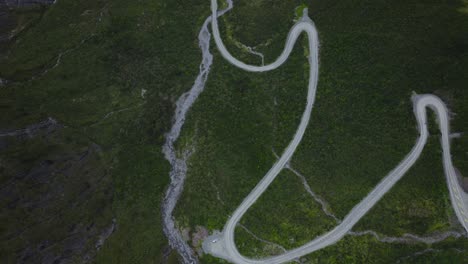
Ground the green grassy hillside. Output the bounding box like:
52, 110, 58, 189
1, 0, 467, 263
0, 0, 215, 262
175, 0, 468, 263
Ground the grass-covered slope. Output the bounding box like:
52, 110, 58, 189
0, 0, 216, 263
2, 0, 467, 263
175, 0, 468, 263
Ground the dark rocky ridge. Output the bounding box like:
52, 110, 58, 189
0, 0, 54, 53
0, 1, 16, 44
0, 119, 114, 263
4, 0, 55, 7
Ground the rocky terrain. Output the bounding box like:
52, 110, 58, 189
0, 118, 115, 263
0, 3, 116, 263
0, 0, 54, 54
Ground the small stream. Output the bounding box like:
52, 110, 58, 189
161, 1, 233, 263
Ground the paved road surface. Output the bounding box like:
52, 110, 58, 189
203, 1, 468, 263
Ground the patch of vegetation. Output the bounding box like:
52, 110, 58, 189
1, 0, 217, 262
295, 3, 308, 20
235, 170, 336, 257
176, 0, 468, 262
2, 0, 467, 262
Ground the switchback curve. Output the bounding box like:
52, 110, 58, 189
203, 1, 468, 263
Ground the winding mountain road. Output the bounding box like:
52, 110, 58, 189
203, 1, 468, 263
